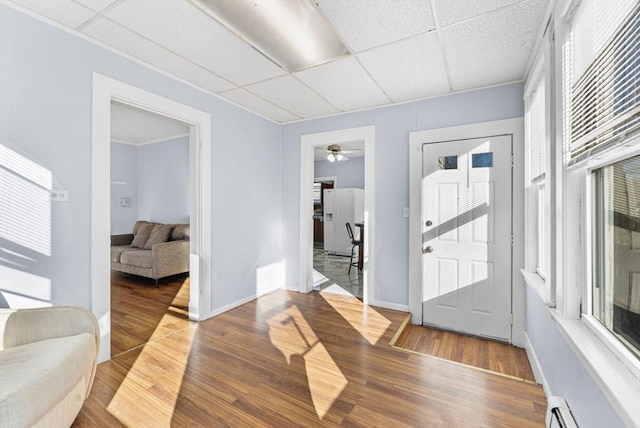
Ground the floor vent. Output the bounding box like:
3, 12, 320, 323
546, 396, 579, 428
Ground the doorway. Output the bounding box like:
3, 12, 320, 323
109, 101, 192, 356
421, 135, 512, 341
409, 118, 525, 345
299, 126, 375, 305
312, 146, 366, 298
92, 74, 212, 362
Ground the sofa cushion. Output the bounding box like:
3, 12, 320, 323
0, 333, 96, 427
144, 224, 173, 249
111, 245, 143, 263
132, 220, 150, 235
131, 223, 155, 249
120, 250, 153, 268
171, 224, 190, 241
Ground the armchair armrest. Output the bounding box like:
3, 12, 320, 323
0, 306, 99, 351
111, 233, 134, 246
152, 240, 190, 279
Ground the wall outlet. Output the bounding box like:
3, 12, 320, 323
120, 197, 132, 207
50, 190, 69, 202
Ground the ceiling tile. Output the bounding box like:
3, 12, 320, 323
295, 57, 389, 111
82, 18, 235, 93
219, 89, 300, 123
246, 76, 341, 119
9, 0, 95, 28
104, 0, 285, 85
357, 32, 450, 102
441, 0, 547, 90
316, 0, 435, 53
74, 0, 117, 13
433, 0, 523, 27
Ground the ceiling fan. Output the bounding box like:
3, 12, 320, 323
316, 144, 362, 162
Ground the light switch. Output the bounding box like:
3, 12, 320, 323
403, 207, 409, 218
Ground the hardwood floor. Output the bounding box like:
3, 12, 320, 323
76, 289, 546, 427
111, 271, 190, 356
393, 324, 536, 382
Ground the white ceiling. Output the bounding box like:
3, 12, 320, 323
111, 101, 189, 145
9, 0, 549, 124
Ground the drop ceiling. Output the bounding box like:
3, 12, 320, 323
111, 102, 189, 145
8, 0, 549, 124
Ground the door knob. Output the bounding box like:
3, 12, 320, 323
425, 220, 433, 226
422, 246, 433, 254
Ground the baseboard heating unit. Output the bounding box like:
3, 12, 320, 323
546, 396, 578, 428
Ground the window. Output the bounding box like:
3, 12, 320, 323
564, 0, 640, 358
525, 32, 551, 285
592, 155, 640, 358
565, 1, 639, 162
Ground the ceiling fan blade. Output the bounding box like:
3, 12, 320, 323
341, 149, 364, 154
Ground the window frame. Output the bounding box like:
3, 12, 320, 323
524, 25, 554, 303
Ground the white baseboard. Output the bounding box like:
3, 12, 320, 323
206, 286, 283, 318
524, 331, 550, 396
371, 300, 409, 312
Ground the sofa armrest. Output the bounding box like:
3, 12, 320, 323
111, 233, 134, 246
0, 306, 99, 352
152, 240, 190, 279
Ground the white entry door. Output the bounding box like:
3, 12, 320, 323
422, 135, 512, 341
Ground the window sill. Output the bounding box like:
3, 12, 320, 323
521, 269, 554, 307
527, 281, 640, 427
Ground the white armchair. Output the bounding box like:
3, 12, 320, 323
0, 306, 100, 427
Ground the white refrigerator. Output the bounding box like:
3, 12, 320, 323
323, 188, 364, 256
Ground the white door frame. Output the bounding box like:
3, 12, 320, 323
409, 118, 525, 345
91, 73, 212, 362
299, 126, 375, 304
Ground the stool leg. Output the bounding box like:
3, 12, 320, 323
349, 245, 355, 275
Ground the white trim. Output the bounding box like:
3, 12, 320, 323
521, 269, 554, 307
206, 286, 283, 318
371, 300, 409, 313
408, 118, 525, 345
92, 73, 212, 363
299, 126, 375, 305
524, 331, 550, 395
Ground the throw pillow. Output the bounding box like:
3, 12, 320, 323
130, 223, 155, 249
144, 224, 173, 249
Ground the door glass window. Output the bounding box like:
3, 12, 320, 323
472, 152, 494, 168
438, 155, 458, 170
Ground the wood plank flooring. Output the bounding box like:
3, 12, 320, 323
76, 289, 546, 427
111, 271, 190, 356
393, 323, 536, 382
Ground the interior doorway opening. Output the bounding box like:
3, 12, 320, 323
92, 74, 212, 362
109, 101, 192, 357
299, 126, 375, 305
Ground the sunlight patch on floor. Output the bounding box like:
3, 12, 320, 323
267, 305, 347, 419
107, 317, 197, 426
321, 293, 391, 345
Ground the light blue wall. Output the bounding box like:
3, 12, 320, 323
137, 136, 189, 225
314, 157, 364, 189
110, 142, 138, 234
0, 4, 281, 311
281, 83, 525, 306
526, 286, 624, 427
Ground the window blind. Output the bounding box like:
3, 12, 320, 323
529, 76, 546, 181
567, 0, 639, 160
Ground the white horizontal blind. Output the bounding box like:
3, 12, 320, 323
567, 0, 639, 160
528, 76, 546, 181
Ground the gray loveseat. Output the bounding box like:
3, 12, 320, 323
111, 220, 190, 287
